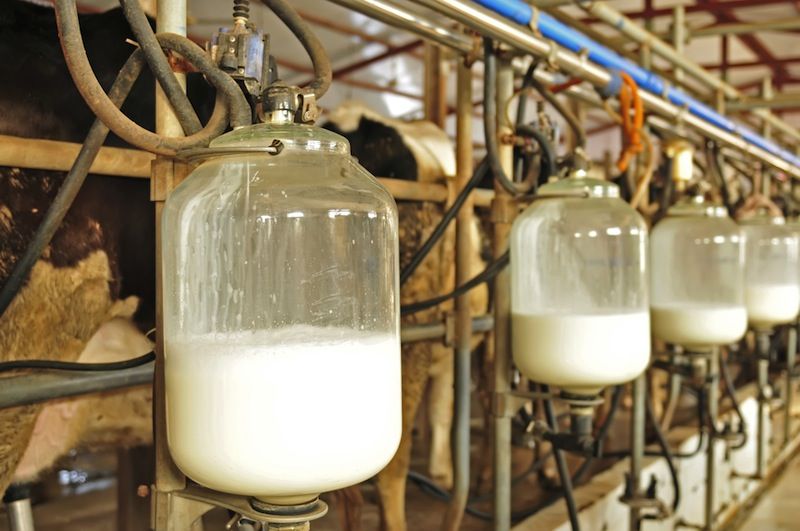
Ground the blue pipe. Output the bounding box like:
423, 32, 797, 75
472, 0, 800, 169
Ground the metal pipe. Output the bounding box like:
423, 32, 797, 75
406, 0, 800, 178
629, 374, 646, 531
326, 0, 475, 54
728, 93, 800, 111
755, 331, 772, 479
4, 498, 34, 531
785, 326, 797, 448
672, 5, 685, 86
691, 17, 800, 38
336, 0, 800, 175
0, 363, 153, 409
705, 350, 720, 531
441, 56, 474, 531
491, 56, 515, 531
152, 0, 188, 520
573, 1, 800, 146
0, 318, 493, 410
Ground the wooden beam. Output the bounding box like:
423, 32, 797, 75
0, 135, 494, 206
0, 134, 154, 177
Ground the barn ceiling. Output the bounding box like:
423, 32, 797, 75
71, 0, 800, 158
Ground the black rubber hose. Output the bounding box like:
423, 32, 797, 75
483, 38, 532, 195
604, 392, 706, 460
0, 352, 154, 373
644, 386, 681, 512
118, 0, 202, 135
526, 65, 586, 150
259, 0, 332, 99
407, 450, 555, 521
399, 159, 489, 286
719, 354, 748, 450
0, 50, 145, 319
401, 251, 509, 315
572, 385, 624, 485
54, 0, 249, 155
516, 124, 558, 181
542, 385, 581, 531
706, 141, 735, 216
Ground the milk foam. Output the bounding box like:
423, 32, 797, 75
651, 305, 747, 349
746, 285, 800, 329
511, 312, 650, 395
165, 326, 401, 503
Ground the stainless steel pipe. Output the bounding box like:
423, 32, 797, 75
0, 317, 493, 410
0, 364, 154, 409
574, 1, 800, 146
629, 374, 646, 531
786, 327, 797, 448
4, 498, 34, 531
326, 0, 474, 54
441, 57, 475, 531
755, 332, 772, 479
705, 350, 720, 530
491, 56, 515, 531
403, 0, 800, 177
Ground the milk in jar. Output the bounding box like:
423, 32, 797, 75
741, 215, 800, 330
510, 175, 650, 394
649, 199, 746, 349
161, 123, 402, 503
165, 327, 401, 504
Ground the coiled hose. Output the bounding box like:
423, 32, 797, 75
1, 0, 330, 324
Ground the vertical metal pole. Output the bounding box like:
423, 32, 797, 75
441, 57, 473, 531
152, 0, 188, 529
672, 6, 685, 86
423, 43, 448, 129
492, 54, 515, 531
4, 499, 33, 531
3, 488, 34, 531
705, 349, 720, 531
628, 374, 646, 531
756, 331, 771, 479
628, 37, 651, 530
785, 327, 797, 448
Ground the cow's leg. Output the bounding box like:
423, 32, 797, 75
427, 344, 454, 489
376, 345, 432, 531
3, 484, 34, 531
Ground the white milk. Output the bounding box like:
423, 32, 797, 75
165, 326, 401, 504
745, 285, 800, 329
651, 305, 747, 349
511, 312, 650, 395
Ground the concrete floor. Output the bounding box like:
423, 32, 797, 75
738, 455, 800, 531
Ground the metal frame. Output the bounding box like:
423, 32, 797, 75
4, 1, 800, 530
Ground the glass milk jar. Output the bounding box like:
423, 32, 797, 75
510, 175, 650, 396
161, 123, 401, 505
740, 214, 800, 330
650, 198, 746, 350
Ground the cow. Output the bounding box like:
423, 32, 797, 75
324, 101, 489, 531
0, 0, 215, 502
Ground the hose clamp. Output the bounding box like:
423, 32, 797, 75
528, 7, 541, 36
546, 41, 561, 70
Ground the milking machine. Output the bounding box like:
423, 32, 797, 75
43, 0, 402, 528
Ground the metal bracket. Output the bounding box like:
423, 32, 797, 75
155, 485, 328, 529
